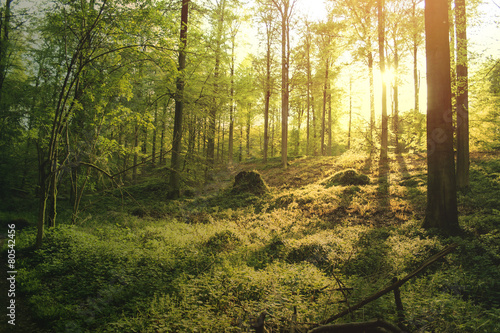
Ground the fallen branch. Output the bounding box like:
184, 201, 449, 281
319, 243, 458, 325
309, 318, 403, 333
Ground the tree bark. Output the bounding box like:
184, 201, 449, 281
348, 77, 352, 150
321, 59, 329, 156
263, 15, 272, 163
455, 0, 469, 190
378, 0, 388, 163
422, 0, 459, 233
368, 50, 375, 155
412, 0, 420, 113
229, 25, 236, 164
170, 0, 190, 198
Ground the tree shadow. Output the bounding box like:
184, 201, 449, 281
396, 153, 426, 217
377, 159, 390, 212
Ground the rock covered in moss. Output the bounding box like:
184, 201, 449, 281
231, 170, 269, 195
322, 169, 370, 187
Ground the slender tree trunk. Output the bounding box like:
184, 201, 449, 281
246, 110, 251, 157
263, 19, 272, 163
273, 0, 292, 168
296, 103, 303, 155
422, 0, 459, 233
327, 88, 332, 155
306, 22, 311, 156
412, 0, 420, 113
455, 0, 469, 190
152, 102, 157, 165
348, 76, 352, 150
208, 0, 225, 171
229, 30, 235, 164
312, 95, 316, 155
36, 161, 48, 248
170, 0, 190, 198
379, 0, 388, 163
393, 35, 400, 153
321, 60, 328, 156
368, 51, 375, 155
0, 0, 13, 104
133, 124, 138, 181
281, 5, 289, 168
48, 152, 58, 228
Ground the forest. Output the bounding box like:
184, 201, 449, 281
0, 0, 499, 332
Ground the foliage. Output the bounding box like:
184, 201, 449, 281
2, 152, 499, 332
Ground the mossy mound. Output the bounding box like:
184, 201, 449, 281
322, 169, 370, 187
231, 170, 269, 195
204, 230, 241, 253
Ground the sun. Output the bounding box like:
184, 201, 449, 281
381, 68, 394, 86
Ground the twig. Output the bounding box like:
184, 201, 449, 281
319, 243, 458, 325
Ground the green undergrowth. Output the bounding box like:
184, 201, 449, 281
5, 152, 500, 332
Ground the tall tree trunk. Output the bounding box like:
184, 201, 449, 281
368, 50, 375, 155
422, 0, 459, 233
36, 160, 48, 248
246, 110, 251, 157
273, 0, 292, 169
455, 0, 469, 190
133, 124, 138, 181
306, 21, 312, 156
412, 0, 420, 113
208, 0, 225, 171
296, 102, 303, 155
170, 0, 190, 198
393, 35, 400, 153
327, 88, 332, 155
312, 95, 316, 155
0, 0, 13, 104
378, 0, 388, 163
263, 22, 271, 163
321, 59, 328, 156
348, 76, 352, 150
229, 29, 235, 164
152, 102, 157, 165
281, 5, 289, 168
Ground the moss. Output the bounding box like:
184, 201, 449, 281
231, 170, 269, 195
204, 230, 241, 253
322, 169, 370, 187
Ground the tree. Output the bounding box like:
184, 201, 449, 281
0, 0, 13, 104
455, 0, 469, 190
170, 0, 190, 198
422, 0, 459, 233
332, 0, 377, 154
409, 0, 424, 113
378, 0, 388, 163
272, 0, 296, 169
255, 0, 278, 163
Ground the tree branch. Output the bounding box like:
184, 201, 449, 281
320, 243, 458, 325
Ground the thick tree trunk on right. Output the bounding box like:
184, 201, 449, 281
422, 0, 459, 233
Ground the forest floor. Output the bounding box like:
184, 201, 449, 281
1, 151, 500, 332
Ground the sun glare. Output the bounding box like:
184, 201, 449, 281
296, 0, 327, 22
381, 68, 394, 86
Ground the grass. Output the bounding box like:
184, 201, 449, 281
2, 151, 500, 332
